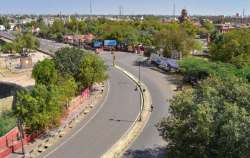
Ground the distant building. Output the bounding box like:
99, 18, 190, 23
63, 33, 94, 44
215, 24, 234, 33
179, 9, 190, 23
32, 27, 40, 34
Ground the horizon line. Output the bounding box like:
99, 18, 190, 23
0, 13, 249, 17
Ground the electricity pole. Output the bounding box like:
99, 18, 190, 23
173, 0, 176, 19
90, 0, 93, 16
119, 6, 123, 17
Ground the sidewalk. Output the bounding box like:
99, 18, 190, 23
7, 83, 106, 158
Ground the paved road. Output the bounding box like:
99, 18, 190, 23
102, 51, 176, 158
40, 59, 140, 158
0, 31, 15, 40
0, 31, 69, 56
38, 38, 69, 55
0, 30, 175, 157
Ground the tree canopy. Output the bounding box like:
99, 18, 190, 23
158, 76, 250, 158
54, 47, 86, 78
209, 29, 250, 67
15, 84, 63, 133
32, 59, 58, 85
54, 48, 107, 90
97, 21, 139, 45
78, 53, 108, 89
1, 32, 40, 55
17, 58, 78, 132
179, 57, 250, 83
154, 26, 198, 58
0, 16, 10, 30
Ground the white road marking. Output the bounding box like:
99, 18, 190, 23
43, 80, 110, 158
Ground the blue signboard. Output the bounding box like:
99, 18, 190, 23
93, 41, 103, 48
104, 40, 117, 46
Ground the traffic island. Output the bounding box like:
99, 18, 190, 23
101, 65, 152, 158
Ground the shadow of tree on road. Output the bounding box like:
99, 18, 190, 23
123, 146, 166, 158
109, 118, 134, 123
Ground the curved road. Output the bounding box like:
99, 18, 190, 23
40, 60, 140, 158
101, 52, 175, 158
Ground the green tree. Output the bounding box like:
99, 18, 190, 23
179, 57, 250, 83
15, 84, 63, 133
57, 76, 77, 107
210, 28, 250, 67
181, 21, 198, 37
32, 59, 58, 85
50, 19, 65, 34
158, 76, 250, 158
201, 20, 215, 34
48, 19, 65, 41
15, 32, 40, 55
0, 33, 39, 55
54, 47, 86, 78
78, 53, 108, 89
0, 42, 15, 54
154, 27, 197, 57
98, 22, 139, 45
36, 17, 50, 38
0, 16, 10, 30
65, 17, 86, 34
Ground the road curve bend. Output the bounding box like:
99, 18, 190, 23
41, 60, 141, 158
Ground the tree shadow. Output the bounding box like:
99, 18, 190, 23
123, 146, 166, 158
109, 118, 134, 123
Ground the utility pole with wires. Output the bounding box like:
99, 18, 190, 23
173, 0, 176, 19
119, 5, 124, 17
242, 8, 246, 24
90, 0, 93, 16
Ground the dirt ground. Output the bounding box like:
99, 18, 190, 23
0, 51, 50, 87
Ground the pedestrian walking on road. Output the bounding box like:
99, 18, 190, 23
150, 105, 154, 112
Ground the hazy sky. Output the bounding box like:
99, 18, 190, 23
0, 0, 250, 15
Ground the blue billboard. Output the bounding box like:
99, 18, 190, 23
104, 40, 117, 46
93, 40, 103, 48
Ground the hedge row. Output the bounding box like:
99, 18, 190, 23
179, 57, 250, 82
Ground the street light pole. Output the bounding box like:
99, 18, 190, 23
111, 48, 116, 67
17, 117, 25, 155
17, 101, 26, 155
138, 60, 142, 122
138, 61, 141, 86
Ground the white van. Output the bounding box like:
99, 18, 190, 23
0, 25, 5, 31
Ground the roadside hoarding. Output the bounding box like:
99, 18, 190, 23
93, 40, 103, 48
104, 40, 117, 46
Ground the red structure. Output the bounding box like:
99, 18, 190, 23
63, 33, 94, 44
0, 92, 90, 158
0, 128, 39, 158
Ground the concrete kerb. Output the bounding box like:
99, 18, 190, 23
101, 65, 152, 158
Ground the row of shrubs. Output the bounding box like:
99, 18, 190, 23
179, 57, 250, 83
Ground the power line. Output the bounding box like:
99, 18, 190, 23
119, 5, 124, 16
173, 0, 176, 18
90, 0, 93, 15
